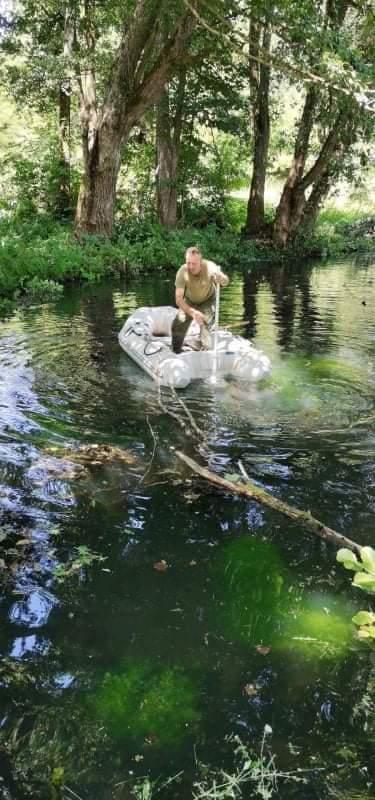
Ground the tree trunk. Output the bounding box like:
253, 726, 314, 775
273, 105, 348, 246
272, 86, 317, 247
56, 5, 75, 217
74, 0, 194, 238
300, 169, 332, 232
272, 1, 352, 247
244, 16, 271, 237
75, 126, 123, 237
155, 68, 186, 228
57, 83, 71, 216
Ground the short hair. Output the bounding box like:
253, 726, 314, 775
185, 246, 202, 260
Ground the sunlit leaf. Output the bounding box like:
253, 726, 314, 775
357, 627, 375, 639
336, 548, 360, 571
360, 546, 375, 575
352, 572, 375, 592
352, 610, 375, 626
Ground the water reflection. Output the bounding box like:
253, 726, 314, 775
0, 259, 373, 799
10, 635, 50, 659
9, 588, 57, 628
244, 262, 336, 353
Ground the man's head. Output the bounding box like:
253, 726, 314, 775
185, 246, 202, 276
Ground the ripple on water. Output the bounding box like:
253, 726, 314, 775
9, 635, 51, 659
9, 587, 57, 628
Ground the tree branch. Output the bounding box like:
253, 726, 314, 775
183, 0, 375, 112
176, 450, 363, 555
300, 109, 346, 191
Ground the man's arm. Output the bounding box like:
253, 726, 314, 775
175, 288, 206, 326
210, 262, 229, 287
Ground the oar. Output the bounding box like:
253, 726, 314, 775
208, 280, 220, 385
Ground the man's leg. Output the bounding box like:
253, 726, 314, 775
171, 310, 193, 354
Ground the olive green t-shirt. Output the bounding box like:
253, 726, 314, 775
175, 260, 218, 304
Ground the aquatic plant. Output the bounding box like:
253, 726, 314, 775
282, 594, 353, 658
337, 546, 375, 641
215, 538, 353, 660
214, 537, 290, 647
53, 545, 106, 582
91, 661, 201, 746
193, 730, 308, 800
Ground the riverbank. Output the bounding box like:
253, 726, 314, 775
0, 208, 374, 309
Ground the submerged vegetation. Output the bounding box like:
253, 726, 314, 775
91, 661, 201, 746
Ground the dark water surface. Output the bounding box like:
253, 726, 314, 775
0, 257, 374, 799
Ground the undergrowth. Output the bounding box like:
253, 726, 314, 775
0, 206, 373, 307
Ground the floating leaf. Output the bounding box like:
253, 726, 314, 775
153, 560, 168, 572
353, 572, 375, 592
352, 611, 375, 626
336, 548, 360, 571
360, 546, 375, 575
357, 627, 375, 639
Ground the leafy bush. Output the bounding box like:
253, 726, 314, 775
23, 277, 64, 301
3, 129, 80, 221
0, 206, 374, 303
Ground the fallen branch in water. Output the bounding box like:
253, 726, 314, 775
176, 451, 362, 555
223, 320, 250, 329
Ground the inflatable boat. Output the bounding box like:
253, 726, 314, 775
118, 306, 271, 389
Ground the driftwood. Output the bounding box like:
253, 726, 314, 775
176, 450, 362, 555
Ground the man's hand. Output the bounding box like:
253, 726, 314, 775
212, 269, 229, 287
192, 309, 206, 326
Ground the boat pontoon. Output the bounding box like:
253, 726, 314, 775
118, 306, 271, 389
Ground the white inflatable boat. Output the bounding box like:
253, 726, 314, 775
118, 306, 271, 389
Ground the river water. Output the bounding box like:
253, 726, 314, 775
0, 257, 374, 799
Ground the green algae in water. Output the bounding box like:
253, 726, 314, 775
91, 661, 201, 746
281, 593, 353, 659
215, 539, 353, 661
215, 537, 291, 647
307, 356, 367, 384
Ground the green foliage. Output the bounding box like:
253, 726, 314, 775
53, 545, 105, 582
180, 132, 249, 226
352, 611, 375, 641
337, 546, 375, 642
0, 205, 372, 303
91, 661, 201, 746
3, 128, 79, 220
0, 218, 128, 298
337, 547, 375, 591
23, 276, 64, 301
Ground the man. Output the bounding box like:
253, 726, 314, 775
172, 246, 229, 354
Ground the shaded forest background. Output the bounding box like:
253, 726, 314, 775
0, 0, 374, 302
